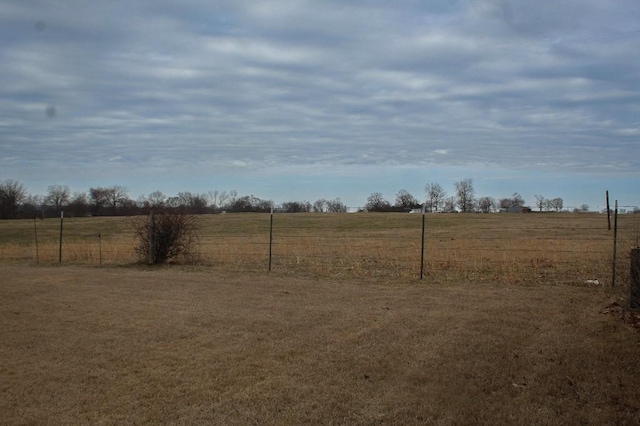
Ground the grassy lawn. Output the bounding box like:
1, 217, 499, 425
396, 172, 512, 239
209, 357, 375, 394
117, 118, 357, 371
1, 265, 639, 424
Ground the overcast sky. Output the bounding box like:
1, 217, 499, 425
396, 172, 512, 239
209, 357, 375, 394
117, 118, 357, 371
1, 0, 639, 210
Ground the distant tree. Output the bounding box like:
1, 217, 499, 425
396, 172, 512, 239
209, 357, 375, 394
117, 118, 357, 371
173, 192, 208, 214
574, 204, 589, 213
326, 198, 347, 213
89, 187, 109, 215
68, 192, 89, 217
499, 192, 525, 209
226, 190, 239, 208
312, 199, 327, 213
45, 184, 70, 213
105, 186, 129, 215
281, 201, 311, 213
366, 192, 391, 212
147, 191, 167, 209
534, 195, 546, 212
22, 194, 45, 218
226, 195, 272, 213
550, 197, 564, 212
477, 196, 497, 213
442, 196, 457, 213
425, 182, 446, 212
208, 190, 229, 213
0, 179, 27, 219
395, 189, 419, 210
454, 178, 475, 213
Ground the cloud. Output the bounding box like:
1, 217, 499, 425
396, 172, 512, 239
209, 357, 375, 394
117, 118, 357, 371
0, 0, 638, 207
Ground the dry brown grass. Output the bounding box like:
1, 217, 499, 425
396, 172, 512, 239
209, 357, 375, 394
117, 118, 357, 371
1, 265, 640, 424
0, 213, 638, 285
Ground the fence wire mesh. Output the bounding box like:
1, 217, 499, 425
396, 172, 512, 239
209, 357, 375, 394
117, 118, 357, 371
0, 212, 638, 285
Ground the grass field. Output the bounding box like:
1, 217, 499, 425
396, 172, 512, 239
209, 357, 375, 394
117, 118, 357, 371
1, 265, 639, 424
0, 212, 638, 285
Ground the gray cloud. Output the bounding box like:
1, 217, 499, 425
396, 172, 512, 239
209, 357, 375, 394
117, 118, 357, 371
1, 0, 639, 198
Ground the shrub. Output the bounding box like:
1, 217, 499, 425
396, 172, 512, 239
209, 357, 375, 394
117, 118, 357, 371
131, 209, 199, 264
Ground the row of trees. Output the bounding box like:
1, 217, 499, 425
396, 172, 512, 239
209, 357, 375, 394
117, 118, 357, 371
0, 177, 583, 220
0, 179, 351, 219
365, 179, 566, 213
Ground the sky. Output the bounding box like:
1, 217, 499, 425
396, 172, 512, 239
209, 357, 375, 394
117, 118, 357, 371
1, 0, 639, 211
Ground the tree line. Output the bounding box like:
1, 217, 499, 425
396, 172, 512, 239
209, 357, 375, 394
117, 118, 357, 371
0, 179, 350, 219
0, 177, 576, 220
365, 179, 567, 214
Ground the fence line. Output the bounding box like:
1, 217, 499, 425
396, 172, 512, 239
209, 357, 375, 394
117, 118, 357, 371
0, 212, 638, 285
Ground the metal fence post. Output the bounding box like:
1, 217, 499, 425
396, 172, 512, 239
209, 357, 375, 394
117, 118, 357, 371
612, 201, 618, 288
269, 207, 274, 271
420, 204, 426, 280
33, 217, 39, 265
630, 248, 640, 310
58, 211, 64, 263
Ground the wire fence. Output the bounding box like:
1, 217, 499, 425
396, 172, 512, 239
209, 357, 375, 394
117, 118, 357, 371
1, 211, 639, 286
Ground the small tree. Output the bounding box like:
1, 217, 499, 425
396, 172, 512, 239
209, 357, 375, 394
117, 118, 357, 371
132, 209, 199, 264
326, 198, 347, 213
0, 179, 27, 219
477, 196, 497, 213
499, 192, 525, 209
366, 192, 391, 212
454, 178, 475, 213
395, 189, 419, 210
425, 182, 446, 212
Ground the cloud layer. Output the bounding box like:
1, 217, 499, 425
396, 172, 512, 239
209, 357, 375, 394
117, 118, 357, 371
1, 1, 639, 204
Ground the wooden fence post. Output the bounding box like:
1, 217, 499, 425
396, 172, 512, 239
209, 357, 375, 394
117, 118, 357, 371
630, 248, 640, 310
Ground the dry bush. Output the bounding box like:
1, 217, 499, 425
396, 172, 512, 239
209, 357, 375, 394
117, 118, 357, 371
130, 209, 199, 264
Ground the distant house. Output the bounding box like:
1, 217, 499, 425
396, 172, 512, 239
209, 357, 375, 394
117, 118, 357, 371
500, 206, 532, 213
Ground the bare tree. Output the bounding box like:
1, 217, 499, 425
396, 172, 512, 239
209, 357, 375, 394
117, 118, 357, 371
45, 184, 70, 213
550, 197, 564, 212
534, 195, 546, 212
499, 192, 525, 209
22, 194, 45, 218
366, 192, 391, 212
455, 178, 475, 213
68, 192, 89, 217
395, 189, 418, 209
281, 201, 312, 213
147, 191, 166, 209
173, 192, 208, 214
442, 196, 457, 213
208, 190, 229, 212
312, 198, 327, 213
89, 187, 109, 215
477, 196, 497, 213
0, 179, 27, 219
425, 182, 446, 212
106, 185, 129, 215
326, 198, 347, 213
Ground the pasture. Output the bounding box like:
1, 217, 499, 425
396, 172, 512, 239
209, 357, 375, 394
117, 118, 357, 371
1, 265, 639, 424
0, 212, 637, 285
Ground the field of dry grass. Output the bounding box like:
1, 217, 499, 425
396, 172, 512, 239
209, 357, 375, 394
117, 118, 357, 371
0, 212, 638, 286
1, 265, 639, 424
